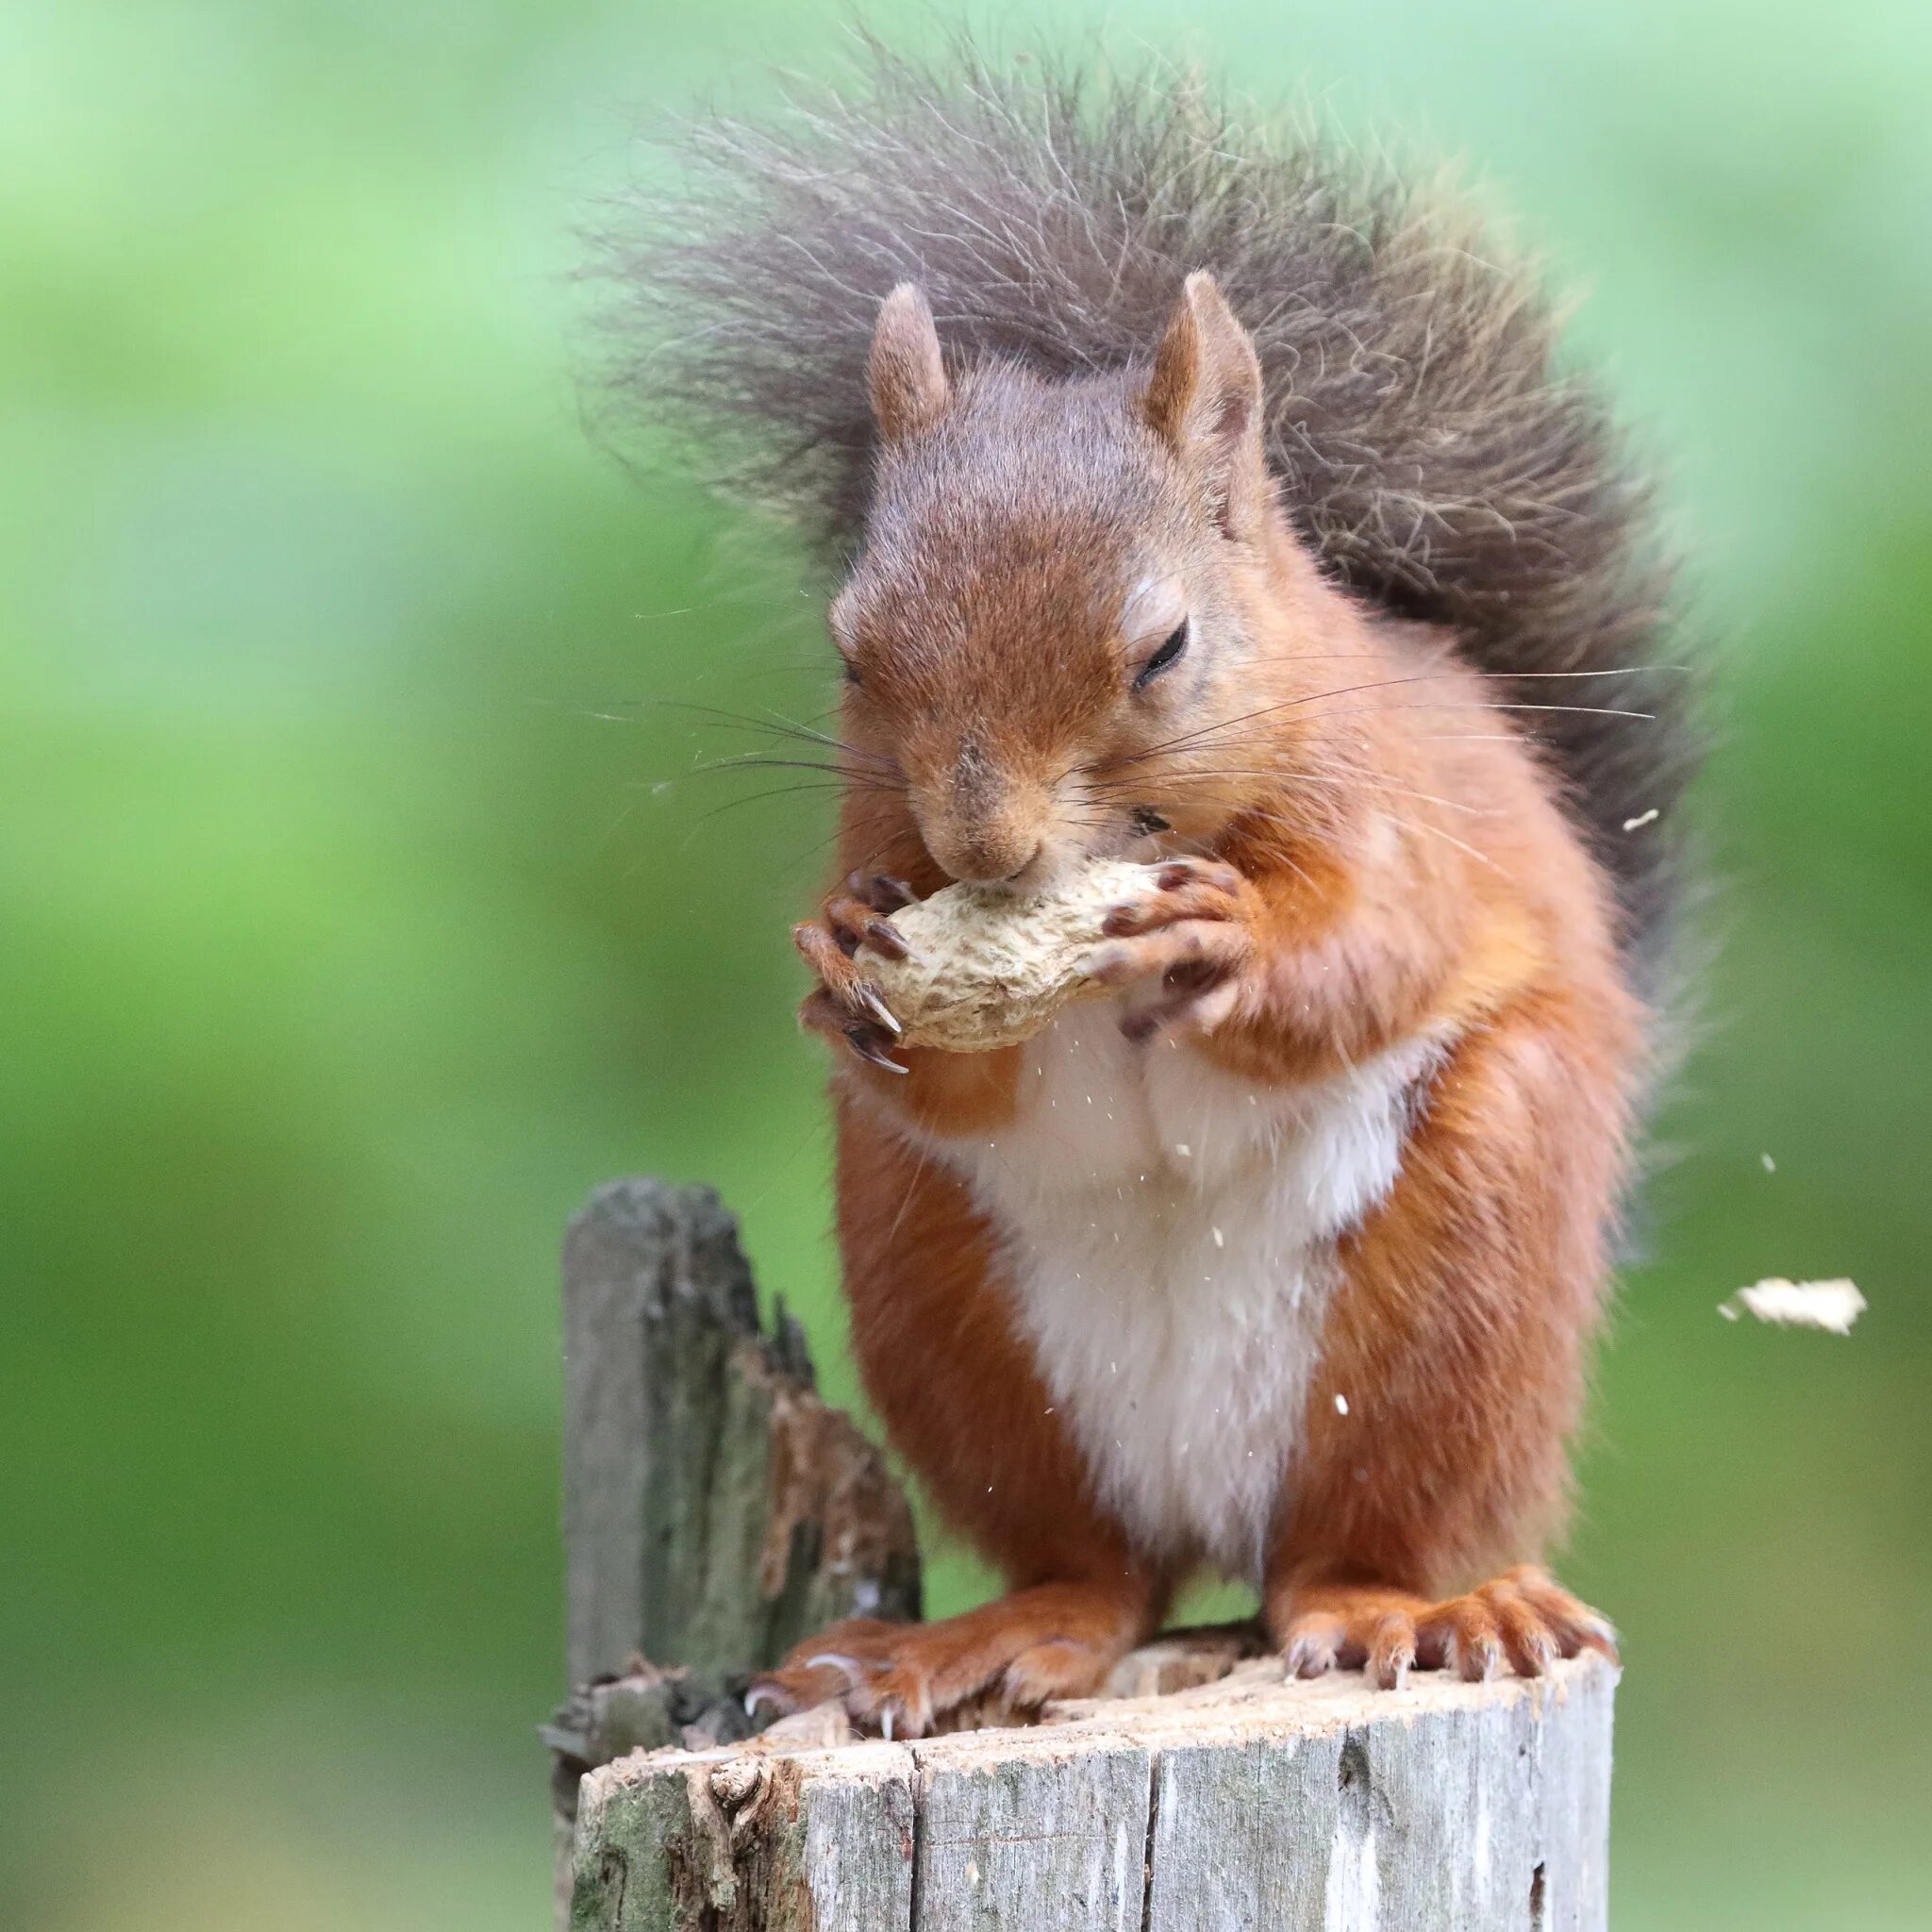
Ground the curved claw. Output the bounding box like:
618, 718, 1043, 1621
854, 986, 903, 1035
857, 916, 913, 963
854, 873, 916, 913
845, 1026, 908, 1074
803, 1652, 869, 1691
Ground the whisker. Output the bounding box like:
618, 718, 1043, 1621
1401, 817, 1509, 878
763, 809, 908, 889
551, 692, 893, 770
676, 751, 908, 784
641, 772, 905, 803
1305, 700, 1656, 724
886, 1128, 937, 1243
650, 698, 898, 768
1108, 666, 1670, 772
1083, 765, 1501, 819
683, 781, 857, 826
1229, 803, 1508, 878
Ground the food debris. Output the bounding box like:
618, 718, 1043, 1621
1623, 808, 1659, 831
1334, 1393, 1350, 1415
754, 1700, 857, 1750
1719, 1277, 1864, 1334
1760, 1153, 1776, 1173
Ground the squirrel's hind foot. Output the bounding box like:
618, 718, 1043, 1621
1275, 1567, 1618, 1691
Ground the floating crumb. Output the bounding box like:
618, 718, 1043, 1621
1174, 1142, 1191, 1158
1760, 1153, 1776, 1173
1211, 1226, 1224, 1248
1623, 808, 1659, 831
1334, 1393, 1350, 1415
1719, 1277, 1864, 1334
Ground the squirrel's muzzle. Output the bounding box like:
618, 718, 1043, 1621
924, 823, 1046, 889
916, 741, 1053, 887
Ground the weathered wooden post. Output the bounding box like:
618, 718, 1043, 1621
548, 1179, 1618, 1930
557, 1177, 920, 1689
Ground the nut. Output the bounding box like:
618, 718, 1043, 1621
857, 858, 1151, 1052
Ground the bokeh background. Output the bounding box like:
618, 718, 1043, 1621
6, 1, 1929, 1925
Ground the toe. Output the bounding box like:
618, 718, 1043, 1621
1002, 1638, 1107, 1710
754, 1617, 914, 1726
749, 1657, 858, 1716
1283, 1612, 1347, 1678
1503, 1568, 1620, 1663
1157, 858, 1241, 896
1485, 1584, 1557, 1677
1367, 1611, 1418, 1690
857, 873, 916, 913
1426, 1596, 1505, 1681
855, 1664, 934, 1740
855, 915, 910, 961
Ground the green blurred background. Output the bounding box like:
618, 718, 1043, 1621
5, 0, 1928, 1924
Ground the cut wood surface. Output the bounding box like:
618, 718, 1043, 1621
571, 1654, 1616, 1931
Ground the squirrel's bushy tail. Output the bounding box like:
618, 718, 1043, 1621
591, 31, 1700, 976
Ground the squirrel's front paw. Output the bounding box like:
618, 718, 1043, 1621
747, 1590, 1132, 1739
793, 872, 918, 1073
1084, 858, 1259, 1041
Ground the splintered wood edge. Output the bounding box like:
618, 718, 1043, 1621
586, 1653, 1615, 1796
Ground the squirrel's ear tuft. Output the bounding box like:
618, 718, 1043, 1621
869, 283, 951, 446
1144, 272, 1266, 537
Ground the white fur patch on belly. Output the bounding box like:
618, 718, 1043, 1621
929, 1007, 1444, 1579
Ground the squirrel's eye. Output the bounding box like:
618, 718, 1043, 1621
1134, 621, 1189, 690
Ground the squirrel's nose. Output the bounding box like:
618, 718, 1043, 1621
928, 829, 1044, 889
919, 756, 1050, 885
997, 841, 1048, 889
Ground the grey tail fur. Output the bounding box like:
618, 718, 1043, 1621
587, 30, 1702, 982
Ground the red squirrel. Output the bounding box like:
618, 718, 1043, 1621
604, 40, 1698, 1736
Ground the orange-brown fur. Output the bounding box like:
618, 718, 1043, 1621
754, 274, 1641, 1733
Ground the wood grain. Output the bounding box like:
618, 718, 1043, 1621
571, 1656, 1616, 1930
560, 1177, 919, 1685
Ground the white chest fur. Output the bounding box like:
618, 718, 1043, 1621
927, 1006, 1442, 1580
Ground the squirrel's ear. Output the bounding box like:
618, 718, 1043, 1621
869, 283, 951, 446
1144, 272, 1267, 538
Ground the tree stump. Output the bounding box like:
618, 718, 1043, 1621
548, 1180, 1618, 1930
558, 1178, 920, 1689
